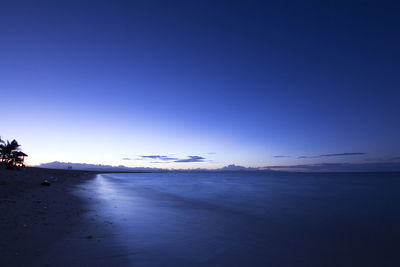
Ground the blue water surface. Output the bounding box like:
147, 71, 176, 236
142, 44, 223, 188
76, 172, 400, 266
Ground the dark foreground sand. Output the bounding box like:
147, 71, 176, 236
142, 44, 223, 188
0, 167, 97, 266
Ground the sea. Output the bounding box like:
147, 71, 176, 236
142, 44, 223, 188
41, 171, 400, 266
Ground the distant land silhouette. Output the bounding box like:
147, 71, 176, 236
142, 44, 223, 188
38, 162, 261, 172
38, 161, 400, 172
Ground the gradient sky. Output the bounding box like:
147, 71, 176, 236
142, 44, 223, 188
1, 0, 399, 169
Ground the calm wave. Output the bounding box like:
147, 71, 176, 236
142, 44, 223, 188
71, 172, 400, 266
33, 172, 400, 266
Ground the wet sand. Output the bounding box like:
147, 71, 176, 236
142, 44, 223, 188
0, 167, 98, 266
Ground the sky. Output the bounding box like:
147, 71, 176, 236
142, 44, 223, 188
1, 0, 399, 170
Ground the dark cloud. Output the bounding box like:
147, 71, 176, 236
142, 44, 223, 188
319, 152, 367, 157
266, 162, 400, 172
139, 155, 207, 163
267, 163, 345, 169
274, 155, 290, 158
175, 156, 205, 163
122, 158, 132, 160
140, 155, 178, 161
296, 153, 366, 159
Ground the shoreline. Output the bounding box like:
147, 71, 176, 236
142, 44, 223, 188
0, 167, 100, 266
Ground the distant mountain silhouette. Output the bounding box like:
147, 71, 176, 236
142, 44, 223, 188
217, 164, 260, 171
38, 161, 400, 172
38, 161, 164, 172
37, 162, 266, 172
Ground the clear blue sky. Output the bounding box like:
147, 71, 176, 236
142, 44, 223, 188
1, 0, 399, 169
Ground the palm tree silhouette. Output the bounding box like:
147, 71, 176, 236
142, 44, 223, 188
0, 137, 4, 162
0, 137, 6, 163
0, 139, 25, 169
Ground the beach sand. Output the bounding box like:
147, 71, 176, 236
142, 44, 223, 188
0, 167, 97, 266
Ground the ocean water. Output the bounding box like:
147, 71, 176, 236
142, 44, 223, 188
41, 172, 400, 266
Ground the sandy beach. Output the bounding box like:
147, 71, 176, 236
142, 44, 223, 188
0, 167, 97, 266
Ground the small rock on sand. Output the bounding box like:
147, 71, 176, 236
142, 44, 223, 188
41, 180, 51, 186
